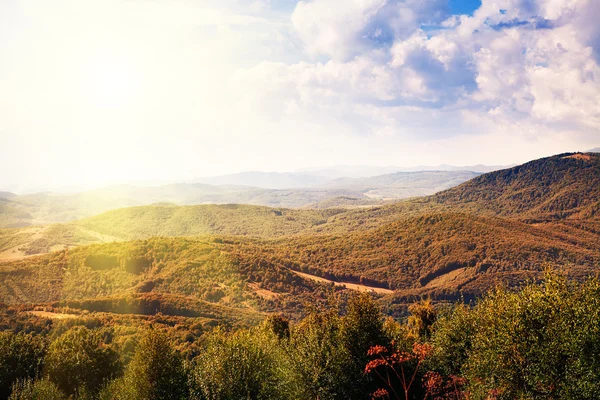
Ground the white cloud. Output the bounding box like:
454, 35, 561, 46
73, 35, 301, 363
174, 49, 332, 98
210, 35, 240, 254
0, 0, 598, 191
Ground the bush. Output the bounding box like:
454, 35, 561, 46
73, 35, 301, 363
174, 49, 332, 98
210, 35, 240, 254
430, 273, 600, 399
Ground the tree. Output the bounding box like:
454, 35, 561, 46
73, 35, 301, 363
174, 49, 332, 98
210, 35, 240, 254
285, 310, 353, 399
45, 326, 121, 396
9, 378, 66, 400
0, 332, 46, 399
430, 272, 600, 399
102, 328, 188, 400
190, 327, 284, 400
341, 293, 387, 399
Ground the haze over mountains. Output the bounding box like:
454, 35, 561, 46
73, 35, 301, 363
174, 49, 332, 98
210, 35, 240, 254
0, 169, 483, 228
196, 163, 509, 188
0, 152, 598, 321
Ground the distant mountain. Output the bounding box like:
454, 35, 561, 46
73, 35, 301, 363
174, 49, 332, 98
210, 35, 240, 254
0, 171, 483, 228
588, 147, 600, 153
195, 171, 330, 189
323, 170, 480, 199
397, 164, 514, 173
298, 164, 510, 179
0, 192, 17, 199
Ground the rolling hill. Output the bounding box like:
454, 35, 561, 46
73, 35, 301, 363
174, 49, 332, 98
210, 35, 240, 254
0, 171, 480, 228
0, 152, 598, 322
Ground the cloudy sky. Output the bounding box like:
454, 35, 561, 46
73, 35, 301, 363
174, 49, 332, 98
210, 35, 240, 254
0, 0, 598, 192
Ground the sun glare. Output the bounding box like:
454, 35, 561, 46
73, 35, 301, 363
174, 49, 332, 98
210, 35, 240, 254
87, 57, 136, 108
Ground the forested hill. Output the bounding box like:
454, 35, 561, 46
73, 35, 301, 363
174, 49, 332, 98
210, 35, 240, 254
0, 152, 599, 329
74, 204, 342, 239
432, 152, 600, 220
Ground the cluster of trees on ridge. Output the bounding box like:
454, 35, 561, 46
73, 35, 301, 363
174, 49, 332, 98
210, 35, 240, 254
2, 272, 600, 399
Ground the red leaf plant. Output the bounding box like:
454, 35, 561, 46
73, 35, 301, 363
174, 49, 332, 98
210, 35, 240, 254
365, 342, 468, 400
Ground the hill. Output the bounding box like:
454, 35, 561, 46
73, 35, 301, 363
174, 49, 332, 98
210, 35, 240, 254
74, 204, 341, 240
0, 204, 344, 260
0, 192, 17, 199
242, 213, 600, 301
0, 171, 479, 229
432, 152, 600, 221
1, 152, 599, 321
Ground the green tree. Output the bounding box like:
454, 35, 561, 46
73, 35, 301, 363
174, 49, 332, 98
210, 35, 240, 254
0, 332, 46, 399
190, 327, 284, 400
45, 326, 121, 396
9, 378, 66, 400
285, 310, 352, 400
407, 298, 437, 339
430, 272, 600, 399
341, 293, 387, 399
102, 328, 188, 400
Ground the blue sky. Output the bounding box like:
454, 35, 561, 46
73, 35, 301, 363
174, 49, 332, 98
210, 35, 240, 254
449, 0, 481, 15
0, 0, 598, 191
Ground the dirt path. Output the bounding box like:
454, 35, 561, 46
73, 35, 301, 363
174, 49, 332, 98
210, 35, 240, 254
290, 270, 394, 294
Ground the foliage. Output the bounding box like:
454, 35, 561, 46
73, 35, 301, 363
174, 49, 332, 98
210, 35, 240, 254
45, 326, 121, 396
365, 341, 433, 400
190, 327, 284, 400
102, 328, 188, 400
284, 309, 354, 400
430, 272, 600, 399
0, 332, 46, 399
8, 378, 66, 400
340, 293, 388, 399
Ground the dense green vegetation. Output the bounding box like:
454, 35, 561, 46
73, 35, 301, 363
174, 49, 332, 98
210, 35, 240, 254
1, 275, 600, 399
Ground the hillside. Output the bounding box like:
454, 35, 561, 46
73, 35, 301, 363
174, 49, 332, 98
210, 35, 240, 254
74, 204, 342, 240
0, 204, 344, 260
433, 152, 600, 221
1, 152, 599, 321
0, 237, 349, 322
2, 213, 599, 321
233, 213, 600, 300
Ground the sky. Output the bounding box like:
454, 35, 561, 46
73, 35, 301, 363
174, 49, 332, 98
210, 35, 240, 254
0, 0, 598, 192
